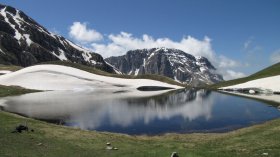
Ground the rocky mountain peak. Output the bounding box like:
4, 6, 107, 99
106, 48, 223, 86
0, 4, 115, 73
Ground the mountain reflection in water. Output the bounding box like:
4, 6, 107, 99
1, 89, 279, 135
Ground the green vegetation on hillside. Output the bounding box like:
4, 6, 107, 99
1, 111, 280, 157
0, 85, 39, 97
40, 61, 185, 87
0, 65, 22, 71
209, 62, 280, 89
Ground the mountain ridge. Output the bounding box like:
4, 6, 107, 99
105, 47, 223, 86
0, 4, 115, 73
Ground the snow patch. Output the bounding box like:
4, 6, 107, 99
178, 67, 185, 72
135, 68, 140, 76
65, 39, 98, 64
174, 76, 181, 83
57, 48, 68, 61
156, 47, 168, 52
105, 61, 122, 74
147, 52, 155, 60
0, 7, 22, 43
66, 39, 90, 53
0, 47, 5, 54
0, 64, 183, 91
13, 10, 24, 29
0, 70, 12, 75
51, 49, 67, 61
196, 62, 201, 66
23, 34, 33, 46
82, 52, 96, 64
200, 67, 206, 72
220, 75, 280, 92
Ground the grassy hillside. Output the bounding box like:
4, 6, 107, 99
0, 85, 39, 97
209, 62, 280, 89
1, 111, 280, 157
40, 61, 185, 87
0, 65, 22, 71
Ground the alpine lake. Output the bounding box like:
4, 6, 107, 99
1, 88, 280, 135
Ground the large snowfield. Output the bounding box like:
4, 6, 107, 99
220, 75, 280, 103
0, 64, 183, 91
220, 75, 280, 92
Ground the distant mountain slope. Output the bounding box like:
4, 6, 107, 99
105, 48, 223, 86
209, 62, 280, 89
0, 4, 115, 73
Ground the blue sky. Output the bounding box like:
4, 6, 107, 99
1, 0, 280, 79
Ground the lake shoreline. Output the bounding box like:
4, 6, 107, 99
218, 90, 280, 106
1, 110, 280, 156
2, 89, 279, 135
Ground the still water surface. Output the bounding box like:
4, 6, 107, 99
1, 89, 280, 135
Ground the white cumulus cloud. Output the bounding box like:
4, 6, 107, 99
92, 32, 215, 59
68, 22, 246, 80
217, 55, 240, 69
91, 31, 244, 80
69, 22, 103, 43
222, 70, 246, 80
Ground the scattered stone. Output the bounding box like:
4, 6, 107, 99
37, 143, 42, 146
106, 146, 113, 150
171, 152, 179, 157
106, 142, 113, 150
106, 142, 119, 150
262, 152, 268, 156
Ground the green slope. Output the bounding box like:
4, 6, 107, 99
0, 64, 22, 71
209, 62, 280, 89
0, 85, 39, 97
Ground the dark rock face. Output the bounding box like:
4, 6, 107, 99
106, 48, 224, 85
0, 4, 114, 73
